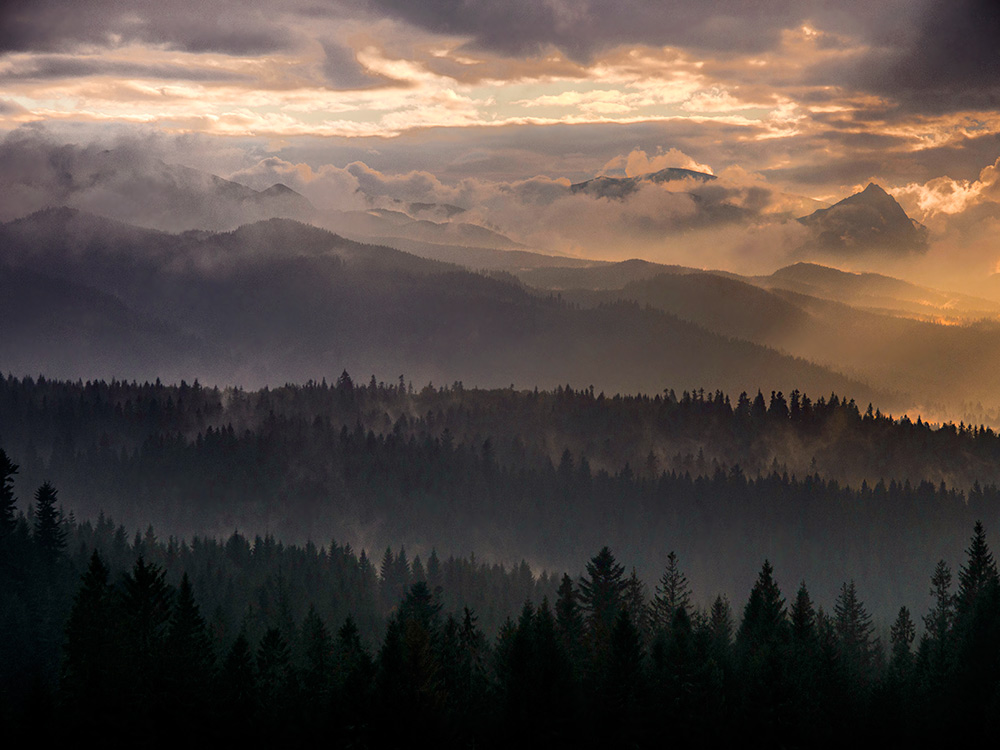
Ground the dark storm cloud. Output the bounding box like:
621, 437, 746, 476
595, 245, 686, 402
320, 40, 394, 90
855, 0, 1000, 113
367, 0, 921, 60
0, 56, 250, 82
369, 0, 804, 59
0, 0, 298, 55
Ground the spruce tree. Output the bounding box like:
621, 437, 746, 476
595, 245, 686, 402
555, 573, 585, 675
833, 580, 875, 692
119, 555, 174, 723
708, 595, 734, 652
165, 572, 215, 716
218, 631, 257, 731
790, 581, 816, 643
889, 606, 915, 677
299, 605, 333, 703
32, 482, 66, 559
924, 559, 955, 648
62, 551, 117, 726
651, 551, 692, 634
956, 520, 998, 618
738, 559, 787, 649
256, 626, 297, 728
623, 567, 648, 638
736, 560, 788, 740
0, 448, 17, 538
579, 547, 627, 635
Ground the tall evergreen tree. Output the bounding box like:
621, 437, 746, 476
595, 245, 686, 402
889, 606, 915, 677
555, 573, 585, 675
623, 567, 648, 638
956, 520, 998, 618
218, 631, 256, 733
833, 580, 875, 694
299, 605, 333, 704
165, 572, 215, 717
579, 547, 627, 635
256, 626, 297, 730
738, 559, 787, 649
0, 448, 17, 538
952, 523, 1000, 727
736, 560, 789, 740
61, 550, 117, 726
924, 559, 955, 648
119, 555, 174, 723
650, 551, 692, 634
790, 581, 816, 643
32, 482, 66, 558
707, 594, 734, 653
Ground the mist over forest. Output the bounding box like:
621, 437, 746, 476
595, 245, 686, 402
4, 0, 1000, 739
4, 135, 1000, 741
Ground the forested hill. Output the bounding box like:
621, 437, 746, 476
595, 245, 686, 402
2, 374, 1000, 619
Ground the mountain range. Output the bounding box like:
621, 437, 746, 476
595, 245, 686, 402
2, 152, 991, 421
0, 207, 884, 405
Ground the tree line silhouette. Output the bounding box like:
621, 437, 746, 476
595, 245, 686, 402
2, 373, 999, 618
3, 447, 1000, 744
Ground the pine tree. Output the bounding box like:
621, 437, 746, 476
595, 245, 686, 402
603, 608, 645, 745
708, 594, 734, 652
300, 605, 333, 704
956, 520, 998, 618
0, 448, 18, 538
889, 606, 915, 677
623, 567, 648, 638
32, 481, 66, 558
650, 551, 692, 634
62, 551, 117, 726
924, 559, 954, 646
579, 547, 627, 652
218, 631, 256, 728
738, 559, 787, 649
256, 627, 297, 727
952, 523, 1000, 723
579, 546, 628, 689
165, 573, 215, 715
555, 573, 585, 674
117, 555, 175, 726
736, 560, 788, 739
833, 580, 875, 691
790, 581, 816, 643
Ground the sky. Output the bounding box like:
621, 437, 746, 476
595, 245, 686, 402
2, 0, 1000, 282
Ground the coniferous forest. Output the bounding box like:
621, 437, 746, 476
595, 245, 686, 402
3, 375, 1000, 743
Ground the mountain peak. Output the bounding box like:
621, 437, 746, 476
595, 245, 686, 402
797, 182, 927, 255
259, 183, 299, 197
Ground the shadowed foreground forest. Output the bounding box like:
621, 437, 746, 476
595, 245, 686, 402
1, 453, 999, 744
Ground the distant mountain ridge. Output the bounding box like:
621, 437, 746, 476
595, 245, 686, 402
570, 166, 716, 199
0, 207, 880, 405
798, 183, 928, 255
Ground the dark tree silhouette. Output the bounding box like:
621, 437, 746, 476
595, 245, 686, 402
61, 551, 116, 728
32, 482, 66, 559
0, 449, 17, 538
651, 550, 691, 634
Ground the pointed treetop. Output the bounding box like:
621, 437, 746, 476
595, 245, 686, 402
33, 481, 66, 556
790, 581, 816, 642
738, 559, 787, 646
957, 520, 999, 615
651, 551, 691, 631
